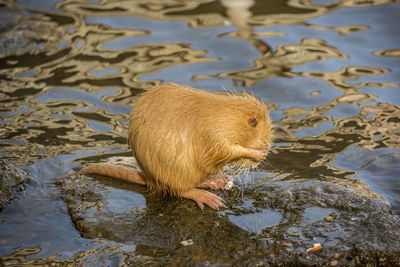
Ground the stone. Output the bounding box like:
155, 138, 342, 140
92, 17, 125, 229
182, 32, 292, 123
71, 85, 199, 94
0, 160, 26, 210
57, 157, 400, 265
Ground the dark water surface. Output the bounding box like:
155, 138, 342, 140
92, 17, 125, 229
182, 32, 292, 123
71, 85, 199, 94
0, 0, 399, 265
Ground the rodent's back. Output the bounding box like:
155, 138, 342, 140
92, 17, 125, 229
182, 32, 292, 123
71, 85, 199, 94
128, 83, 272, 197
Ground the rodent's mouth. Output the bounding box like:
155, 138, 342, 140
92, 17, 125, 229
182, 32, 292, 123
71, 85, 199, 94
252, 143, 272, 153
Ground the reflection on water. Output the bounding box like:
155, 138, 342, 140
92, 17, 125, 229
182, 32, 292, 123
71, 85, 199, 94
0, 0, 399, 264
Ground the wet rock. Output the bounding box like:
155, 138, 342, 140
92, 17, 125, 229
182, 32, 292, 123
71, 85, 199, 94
59, 157, 400, 265
0, 160, 26, 210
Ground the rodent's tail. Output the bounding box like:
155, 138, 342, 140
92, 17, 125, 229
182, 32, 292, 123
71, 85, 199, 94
80, 163, 146, 186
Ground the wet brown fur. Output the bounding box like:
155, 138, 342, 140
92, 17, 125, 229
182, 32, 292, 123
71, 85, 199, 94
127, 83, 272, 197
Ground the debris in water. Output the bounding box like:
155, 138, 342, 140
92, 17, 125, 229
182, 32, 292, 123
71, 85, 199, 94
306, 243, 322, 252
181, 239, 194, 246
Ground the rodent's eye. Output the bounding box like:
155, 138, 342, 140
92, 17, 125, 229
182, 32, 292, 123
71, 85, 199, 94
248, 117, 258, 127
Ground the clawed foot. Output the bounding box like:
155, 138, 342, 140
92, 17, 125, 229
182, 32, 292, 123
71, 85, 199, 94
182, 188, 226, 210
248, 148, 268, 162
198, 174, 235, 190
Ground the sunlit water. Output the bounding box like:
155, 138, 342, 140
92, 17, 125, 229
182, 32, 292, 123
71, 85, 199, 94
0, 0, 399, 264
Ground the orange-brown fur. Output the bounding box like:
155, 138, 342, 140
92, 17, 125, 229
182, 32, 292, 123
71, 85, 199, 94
129, 83, 272, 197
82, 83, 272, 205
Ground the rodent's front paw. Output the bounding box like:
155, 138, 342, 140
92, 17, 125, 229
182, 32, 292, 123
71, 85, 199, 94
249, 149, 268, 162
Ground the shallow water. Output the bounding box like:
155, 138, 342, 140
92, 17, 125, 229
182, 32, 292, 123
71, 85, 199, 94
0, 0, 399, 265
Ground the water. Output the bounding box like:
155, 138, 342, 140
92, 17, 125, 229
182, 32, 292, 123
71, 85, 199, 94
0, 0, 399, 265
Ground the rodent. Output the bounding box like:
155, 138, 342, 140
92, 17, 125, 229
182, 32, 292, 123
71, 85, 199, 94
81, 83, 273, 210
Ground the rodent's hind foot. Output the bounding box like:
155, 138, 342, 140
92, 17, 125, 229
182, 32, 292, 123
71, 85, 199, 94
198, 174, 235, 190
181, 189, 226, 210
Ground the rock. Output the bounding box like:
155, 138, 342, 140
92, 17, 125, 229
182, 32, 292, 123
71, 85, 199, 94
180, 239, 194, 246
0, 160, 26, 210
58, 157, 400, 265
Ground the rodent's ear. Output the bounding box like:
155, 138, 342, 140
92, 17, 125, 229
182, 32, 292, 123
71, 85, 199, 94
248, 117, 258, 127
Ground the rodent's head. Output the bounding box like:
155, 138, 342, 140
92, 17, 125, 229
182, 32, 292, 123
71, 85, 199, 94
245, 113, 272, 149
242, 98, 272, 148
229, 93, 273, 167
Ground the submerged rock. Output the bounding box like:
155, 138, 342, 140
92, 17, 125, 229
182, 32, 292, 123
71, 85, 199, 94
59, 157, 400, 265
0, 160, 26, 210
